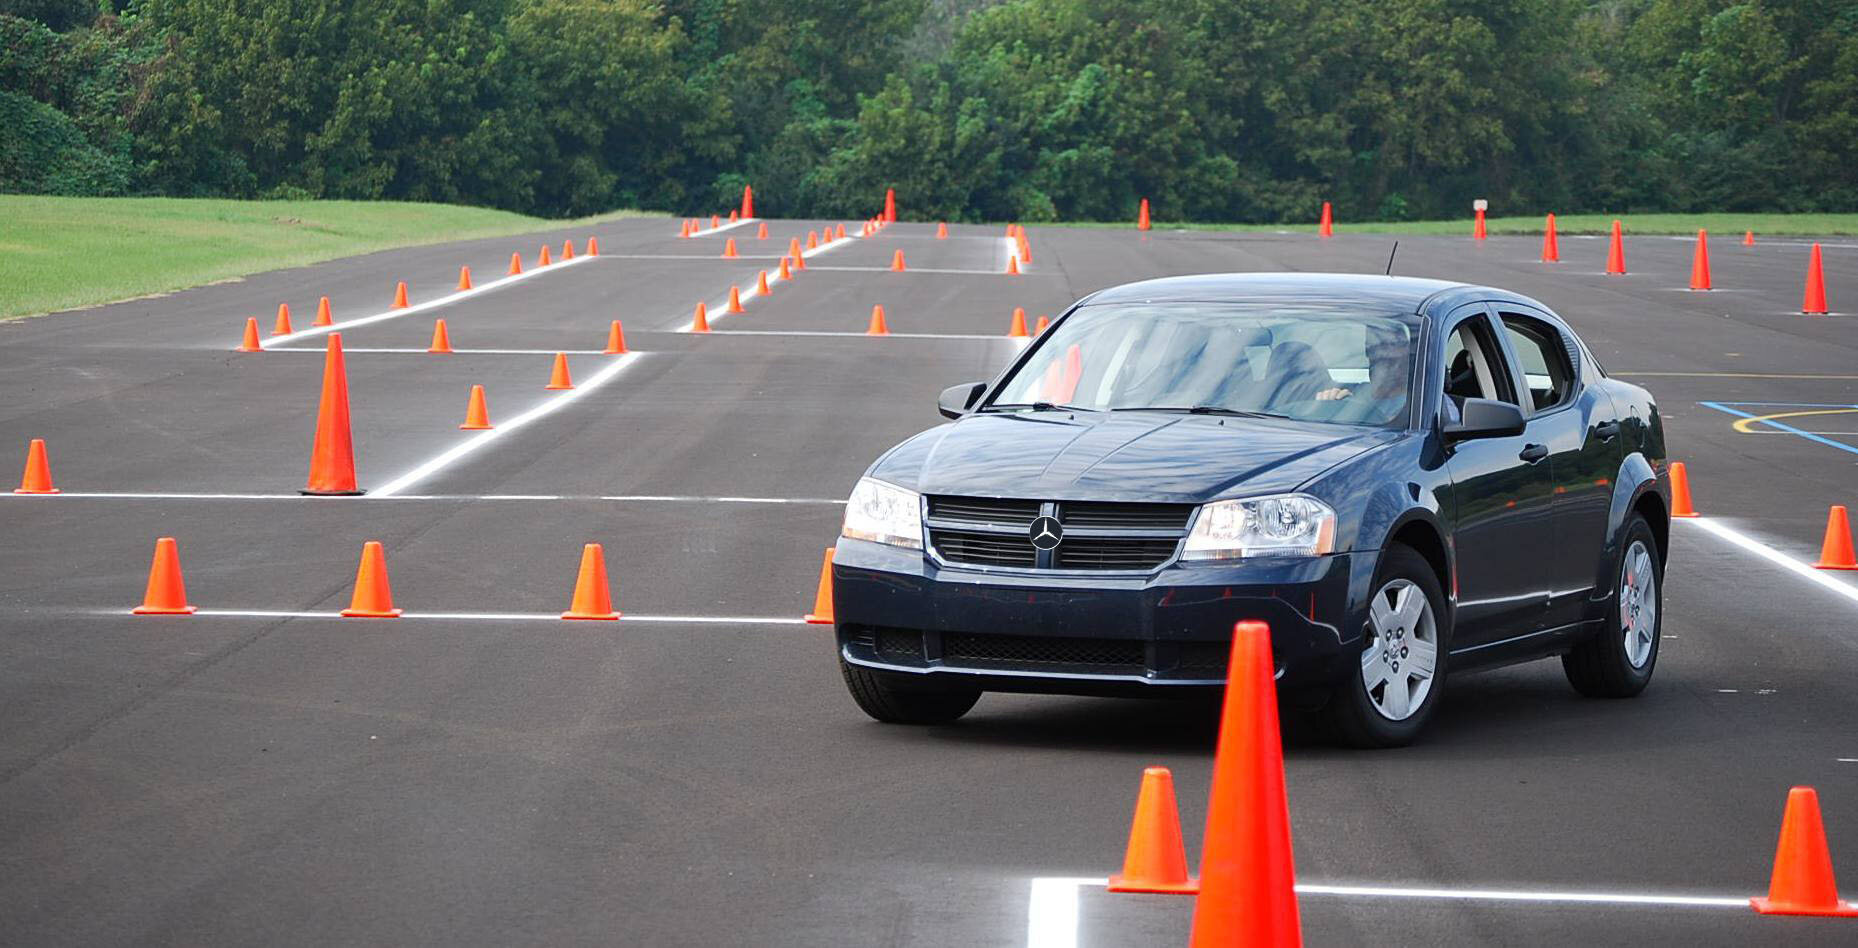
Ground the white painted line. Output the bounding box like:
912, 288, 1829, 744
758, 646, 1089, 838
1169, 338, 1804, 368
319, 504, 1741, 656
1025, 876, 1751, 948
681, 217, 760, 239
370, 353, 644, 497
1026, 878, 1089, 948
158, 609, 808, 624
805, 265, 1036, 276
706, 329, 1010, 341
2, 491, 843, 504
268, 347, 611, 355
1678, 516, 1858, 607
684, 231, 861, 332
258, 254, 600, 348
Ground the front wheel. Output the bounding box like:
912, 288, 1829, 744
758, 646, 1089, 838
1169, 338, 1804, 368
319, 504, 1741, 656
1562, 514, 1662, 698
839, 658, 981, 724
1328, 544, 1449, 748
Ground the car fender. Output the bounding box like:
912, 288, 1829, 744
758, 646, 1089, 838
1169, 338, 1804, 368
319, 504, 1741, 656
1302, 439, 1451, 645
1592, 451, 1665, 600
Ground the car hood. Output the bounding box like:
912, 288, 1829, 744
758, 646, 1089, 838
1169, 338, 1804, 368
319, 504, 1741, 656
868, 411, 1399, 502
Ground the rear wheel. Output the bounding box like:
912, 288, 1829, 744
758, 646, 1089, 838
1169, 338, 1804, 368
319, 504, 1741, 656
1329, 544, 1449, 748
1563, 514, 1662, 698
839, 657, 981, 724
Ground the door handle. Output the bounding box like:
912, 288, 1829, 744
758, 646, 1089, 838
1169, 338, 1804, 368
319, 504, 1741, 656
1519, 443, 1549, 463
1594, 420, 1620, 440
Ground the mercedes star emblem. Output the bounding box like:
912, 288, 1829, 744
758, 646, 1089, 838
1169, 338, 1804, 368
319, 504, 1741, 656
1028, 515, 1064, 551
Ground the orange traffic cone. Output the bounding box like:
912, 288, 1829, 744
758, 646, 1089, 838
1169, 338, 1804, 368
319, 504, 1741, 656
680, 219, 692, 238
509, 252, 524, 275
1473, 206, 1487, 240
1804, 243, 1829, 314
691, 302, 711, 333
728, 286, 746, 314
392, 281, 409, 308
1006, 255, 1020, 275
315, 296, 333, 326
778, 257, 793, 280
729, 209, 739, 223
1541, 213, 1560, 262
604, 320, 628, 355
808, 231, 820, 250
757, 270, 772, 295
562, 543, 620, 620
789, 239, 806, 268
1815, 506, 1857, 570
546, 352, 574, 390
539, 245, 553, 267
1751, 787, 1858, 916
757, 222, 769, 240
1744, 230, 1755, 246
15, 439, 57, 494
1690, 230, 1712, 291
458, 265, 474, 291
885, 187, 897, 223
340, 541, 401, 617
804, 548, 835, 623
835, 223, 846, 240
1138, 198, 1153, 232
867, 305, 890, 336
563, 239, 575, 259
1606, 219, 1626, 275
1107, 767, 1199, 894
1018, 234, 1031, 264
1318, 201, 1332, 238
1670, 461, 1699, 518
132, 537, 196, 615
711, 214, 720, 228
722, 238, 738, 259
1008, 307, 1029, 338
1189, 621, 1302, 947
742, 184, 754, 219
302, 334, 361, 495
891, 249, 907, 272
587, 236, 599, 256
237, 317, 263, 352
460, 384, 493, 430
1035, 316, 1050, 334
273, 303, 293, 335
428, 319, 454, 354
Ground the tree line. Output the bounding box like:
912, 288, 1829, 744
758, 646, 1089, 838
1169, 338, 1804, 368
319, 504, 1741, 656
3, 0, 1854, 222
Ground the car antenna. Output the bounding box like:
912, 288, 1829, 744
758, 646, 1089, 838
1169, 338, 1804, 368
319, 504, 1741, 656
1384, 240, 1400, 276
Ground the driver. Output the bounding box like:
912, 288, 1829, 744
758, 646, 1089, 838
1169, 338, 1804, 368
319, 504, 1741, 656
1315, 325, 1410, 418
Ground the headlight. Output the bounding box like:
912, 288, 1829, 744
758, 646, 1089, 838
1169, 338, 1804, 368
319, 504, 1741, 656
841, 478, 923, 550
1181, 494, 1336, 560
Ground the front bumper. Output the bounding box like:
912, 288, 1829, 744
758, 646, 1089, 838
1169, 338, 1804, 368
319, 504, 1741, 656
832, 538, 1375, 696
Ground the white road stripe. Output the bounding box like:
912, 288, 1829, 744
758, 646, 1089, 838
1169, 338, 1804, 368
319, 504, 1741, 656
1678, 516, 1858, 606
706, 329, 1012, 340
369, 353, 644, 497
1026, 876, 1750, 948
268, 347, 611, 355
805, 266, 1039, 276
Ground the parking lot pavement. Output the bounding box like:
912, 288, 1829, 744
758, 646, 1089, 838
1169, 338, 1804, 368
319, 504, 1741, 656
2, 218, 1856, 945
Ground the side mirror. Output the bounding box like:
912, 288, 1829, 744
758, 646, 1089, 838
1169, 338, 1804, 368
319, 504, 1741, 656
1443, 397, 1526, 442
937, 381, 987, 419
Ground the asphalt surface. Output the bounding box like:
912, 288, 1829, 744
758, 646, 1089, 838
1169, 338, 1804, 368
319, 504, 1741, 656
3, 216, 1857, 946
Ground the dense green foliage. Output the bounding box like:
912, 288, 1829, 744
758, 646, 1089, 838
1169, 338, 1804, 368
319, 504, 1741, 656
3, 1, 1855, 221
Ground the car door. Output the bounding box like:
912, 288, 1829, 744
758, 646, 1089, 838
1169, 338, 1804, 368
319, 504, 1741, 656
1438, 305, 1557, 647
1492, 308, 1621, 629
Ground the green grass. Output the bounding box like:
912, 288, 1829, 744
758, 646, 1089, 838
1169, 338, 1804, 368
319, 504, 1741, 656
0, 196, 650, 319
1065, 212, 1858, 236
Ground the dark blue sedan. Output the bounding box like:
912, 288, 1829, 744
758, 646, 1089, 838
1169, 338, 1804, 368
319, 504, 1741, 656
830, 273, 1669, 746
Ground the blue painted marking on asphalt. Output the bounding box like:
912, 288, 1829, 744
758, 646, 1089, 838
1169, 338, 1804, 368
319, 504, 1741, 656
1700, 401, 1858, 457
1710, 401, 1858, 408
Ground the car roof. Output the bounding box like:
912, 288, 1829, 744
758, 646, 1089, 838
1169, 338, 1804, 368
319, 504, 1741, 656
1078, 272, 1547, 316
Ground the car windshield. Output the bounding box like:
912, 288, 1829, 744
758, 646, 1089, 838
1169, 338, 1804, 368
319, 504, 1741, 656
986, 302, 1419, 428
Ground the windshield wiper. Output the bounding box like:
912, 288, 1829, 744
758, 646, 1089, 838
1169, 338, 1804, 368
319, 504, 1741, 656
1113, 405, 1291, 420
981, 401, 1092, 413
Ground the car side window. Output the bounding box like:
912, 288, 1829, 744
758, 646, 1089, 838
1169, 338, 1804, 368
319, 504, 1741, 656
1498, 314, 1575, 412
1441, 318, 1513, 421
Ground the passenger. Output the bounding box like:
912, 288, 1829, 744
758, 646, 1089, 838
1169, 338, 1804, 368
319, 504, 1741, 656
1315, 325, 1410, 422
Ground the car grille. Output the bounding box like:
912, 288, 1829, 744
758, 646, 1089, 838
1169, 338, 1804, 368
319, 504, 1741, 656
943, 632, 1145, 671
925, 496, 1195, 571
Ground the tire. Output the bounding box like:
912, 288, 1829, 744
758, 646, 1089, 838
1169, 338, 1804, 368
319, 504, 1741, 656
1328, 544, 1450, 748
839, 657, 981, 725
1563, 514, 1662, 698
